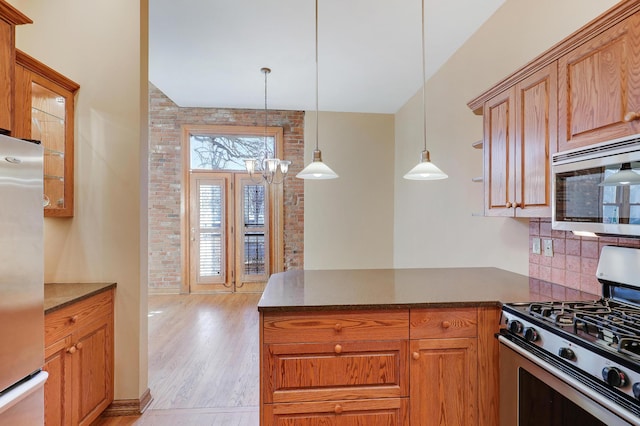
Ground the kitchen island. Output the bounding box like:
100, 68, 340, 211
257, 267, 597, 425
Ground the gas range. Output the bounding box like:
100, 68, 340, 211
500, 246, 640, 424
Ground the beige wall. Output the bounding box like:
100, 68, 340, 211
303, 112, 395, 269
393, 0, 618, 274
11, 0, 148, 401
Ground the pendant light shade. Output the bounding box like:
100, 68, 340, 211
403, 150, 448, 180
296, 0, 338, 180
403, 0, 447, 181
296, 149, 338, 179
599, 163, 640, 186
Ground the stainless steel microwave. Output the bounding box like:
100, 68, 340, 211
552, 134, 640, 237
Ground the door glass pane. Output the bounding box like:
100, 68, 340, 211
32, 82, 66, 209
199, 183, 223, 277
190, 134, 275, 171
243, 184, 265, 276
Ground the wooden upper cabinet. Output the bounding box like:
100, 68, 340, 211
483, 64, 557, 217
0, 2, 31, 134
14, 50, 79, 217
558, 13, 640, 151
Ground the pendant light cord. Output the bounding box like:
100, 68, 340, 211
315, 0, 320, 151
264, 67, 269, 154
421, 0, 427, 152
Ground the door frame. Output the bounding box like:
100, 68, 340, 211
180, 124, 285, 294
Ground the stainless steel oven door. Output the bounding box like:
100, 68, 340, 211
499, 336, 638, 426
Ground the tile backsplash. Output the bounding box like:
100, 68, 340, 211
529, 218, 640, 295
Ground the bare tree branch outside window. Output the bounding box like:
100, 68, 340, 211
189, 135, 275, 171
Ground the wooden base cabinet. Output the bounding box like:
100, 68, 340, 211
261, 310, 410, 425
264, 398, 408, 426
260, 306, 500, 426
44, 290, 114, 426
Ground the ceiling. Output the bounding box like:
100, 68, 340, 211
149, 0, 505, 114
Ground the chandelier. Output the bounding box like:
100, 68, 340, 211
244, 67, 290, 184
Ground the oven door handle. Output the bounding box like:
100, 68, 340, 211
498, 335, 639, 425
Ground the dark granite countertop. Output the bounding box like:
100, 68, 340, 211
257, 268, 598, 312
44, 282, 116, 314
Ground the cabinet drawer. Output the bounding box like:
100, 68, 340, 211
264, 397, 408, 425
263, 310, 409, 344
264, 340, 408, 403
45, 290, 114, 347
410, 308, 477, 339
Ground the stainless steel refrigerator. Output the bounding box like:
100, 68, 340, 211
0, 133, 48, 424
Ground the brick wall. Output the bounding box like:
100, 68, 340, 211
148, 84, 305, 291
529, 218, 640, 295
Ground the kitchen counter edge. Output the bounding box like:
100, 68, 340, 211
257, 267, 599, 312
44, 282, 117, 314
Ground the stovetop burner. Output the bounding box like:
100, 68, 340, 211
517, 299, 640, 357
527, 301, 612, 328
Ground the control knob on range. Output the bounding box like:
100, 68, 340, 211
558, 347, 575, 361
509, 320, 523, 334
524, 327, 538, 342
633, 383, 640, 400
602, 367, 627, 388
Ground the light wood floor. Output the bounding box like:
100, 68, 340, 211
92, 292, 261, 425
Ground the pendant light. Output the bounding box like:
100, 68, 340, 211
245, 67, 291, 184
296, 0, 338, 180
403, 0, 448, 181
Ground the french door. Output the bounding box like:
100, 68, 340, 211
189, 172, 271, 293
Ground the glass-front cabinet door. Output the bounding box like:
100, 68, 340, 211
14, 50, 79, 217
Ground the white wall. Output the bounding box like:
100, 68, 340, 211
303, 112, 395, 269
11, 0, 148, 401
393, 0, 618, 274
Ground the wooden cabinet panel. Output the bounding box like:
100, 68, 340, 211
558, 13, 640, 151
0, 20, 12, 133
263, 310, 409, 344
45, 290, 113, 346
44, 337, 72, 426
0, 3, 31, 133
515, 65, 557, 217
484, 89, 515, 217
477, 306, 501, 426
264, 340, 408, 404
264, 398, 408, 426
44, 290, 114, 426
409, 338, 478, 426
410, 307, 477, 339
483, 63, 556, 217
74, 320, 113, 426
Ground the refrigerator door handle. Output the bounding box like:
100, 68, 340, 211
0, 371, 48, 416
